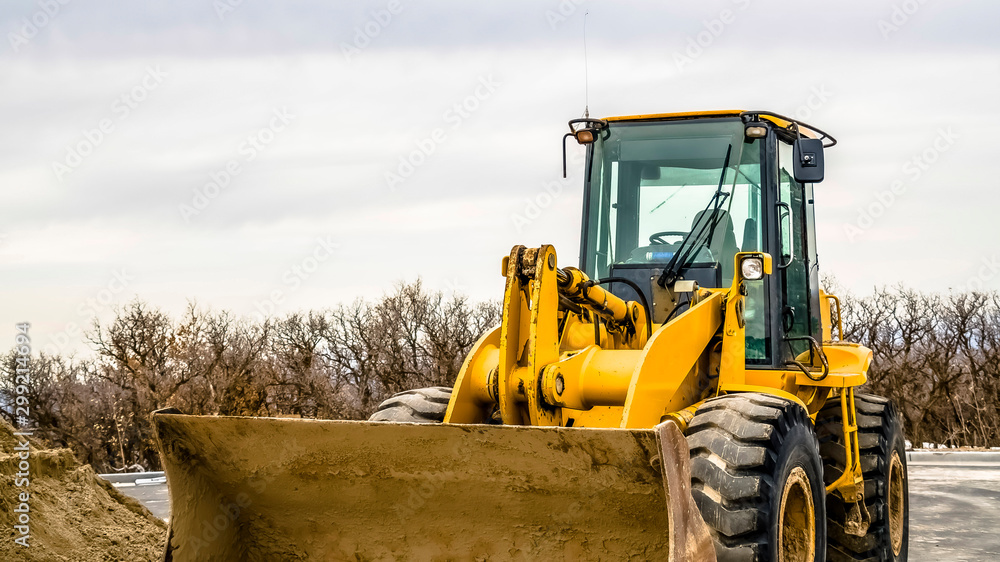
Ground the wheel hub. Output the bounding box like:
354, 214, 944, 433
888, 451, 906, 556
778, 466, 816, 562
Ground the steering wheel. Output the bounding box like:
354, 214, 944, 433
649, 231, 687, 245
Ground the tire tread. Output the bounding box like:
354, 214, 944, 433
688, 393, 824, 561
368, 386, 452, 423
817, 393, 908, 561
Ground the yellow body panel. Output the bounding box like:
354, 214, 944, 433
620, 291, 724, 428
444, 326, 498, 424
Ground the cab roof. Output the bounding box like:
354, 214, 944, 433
602, 110, 822, 140
603, 109, 746, 122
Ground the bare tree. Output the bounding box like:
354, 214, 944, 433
840, 287, 1000, 447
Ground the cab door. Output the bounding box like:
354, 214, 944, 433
775, 139, 823, 366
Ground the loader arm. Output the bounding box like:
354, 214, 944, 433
444, 245, 769, 431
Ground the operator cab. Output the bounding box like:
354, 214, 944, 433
570, 111, 833, 370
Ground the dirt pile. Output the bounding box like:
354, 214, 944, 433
0, 418, 166, 561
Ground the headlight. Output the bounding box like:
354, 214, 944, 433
741, 257, 764, 280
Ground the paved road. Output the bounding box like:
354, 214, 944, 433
121, 481, 171, 521
909, 464, 1000, 561
101, 473, 171, 521
112, 465, 1000, 558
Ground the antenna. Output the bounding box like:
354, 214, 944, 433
583, 10, 590, 118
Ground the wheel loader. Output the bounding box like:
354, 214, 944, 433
153, 110, 909, 561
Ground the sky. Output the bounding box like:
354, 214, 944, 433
1, 0, 998, 357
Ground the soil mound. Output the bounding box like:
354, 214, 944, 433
0, 418, 166, 561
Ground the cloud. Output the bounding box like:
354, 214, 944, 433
3, 1, 999, 60
1, 1, 998, 356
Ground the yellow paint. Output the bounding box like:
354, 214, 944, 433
820, 290, 833, 342
444, 326, 499, 424
523, 245, 563, 426
823, 293, 844, 341
541, 346, 636, 410
720, 252, 772, 387
620, 291, 725, 428
825, 388, 867, 507
497, 246, 528, 425
797, 343, 871, 387
603, 110, 745, 122
601, 110, 818, 138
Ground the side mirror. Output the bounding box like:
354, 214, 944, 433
793, 138, 825, 183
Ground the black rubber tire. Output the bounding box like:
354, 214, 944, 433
687, 393, 827, 562
367, 387, 452, 423
816, 393, 909, 562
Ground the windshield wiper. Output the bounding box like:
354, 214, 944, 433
657, 144, 733, 288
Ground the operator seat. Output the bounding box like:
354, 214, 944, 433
690, 209, 739, 284
742, 218, 759, 251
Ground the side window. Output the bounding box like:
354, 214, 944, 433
777, 141, 813, 360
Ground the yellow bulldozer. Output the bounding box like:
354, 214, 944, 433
153, 110, 909, 561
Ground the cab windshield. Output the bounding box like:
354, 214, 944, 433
582, 118, 763, 286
